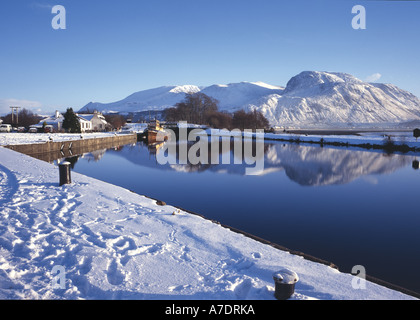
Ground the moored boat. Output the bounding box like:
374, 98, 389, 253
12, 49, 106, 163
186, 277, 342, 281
145, 119, 169, 144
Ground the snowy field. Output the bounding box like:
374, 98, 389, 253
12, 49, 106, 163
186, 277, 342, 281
0, 146, 416, 300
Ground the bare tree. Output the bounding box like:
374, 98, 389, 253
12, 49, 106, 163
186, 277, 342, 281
105, 114, 126, 130
163, 93, 269, 131
164, 92, 219, 125
206, 111, 233, 129
1, 108, 41, 128
232, 109, 269, 131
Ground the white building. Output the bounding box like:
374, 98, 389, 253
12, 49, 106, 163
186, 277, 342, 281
77, 111, 108, 132
77, 115, 92, 133
38, 110, 110, 133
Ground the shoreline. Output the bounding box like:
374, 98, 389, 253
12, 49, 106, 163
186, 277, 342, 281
160, 127, 420, 154
264, 135, 420, 154
141, 193, 420, 300
283, 128, 415, 135
262, 131, 420, 154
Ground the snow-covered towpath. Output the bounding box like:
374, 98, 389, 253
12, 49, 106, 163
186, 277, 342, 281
0, 147, 416, 300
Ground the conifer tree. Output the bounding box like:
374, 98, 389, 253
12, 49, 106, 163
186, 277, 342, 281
62, 108, 81, 133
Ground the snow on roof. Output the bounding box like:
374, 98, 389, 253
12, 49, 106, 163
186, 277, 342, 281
38, 111, 63, 124
77, 113, 107, 123
77, 114, 94, 121
39, 117, 63, 124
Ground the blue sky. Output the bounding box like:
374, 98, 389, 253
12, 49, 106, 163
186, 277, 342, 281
0, 0, 419, 115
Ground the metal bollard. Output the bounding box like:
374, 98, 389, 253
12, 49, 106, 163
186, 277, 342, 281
273, 269, 299, 300
59, 161, 72, 186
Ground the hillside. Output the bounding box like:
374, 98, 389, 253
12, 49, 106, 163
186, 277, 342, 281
250, 71, 420, 128
81, 85, 201, 114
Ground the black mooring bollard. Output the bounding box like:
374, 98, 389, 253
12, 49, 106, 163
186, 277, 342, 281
59, 161, 72, 186
273, 269, 299, 300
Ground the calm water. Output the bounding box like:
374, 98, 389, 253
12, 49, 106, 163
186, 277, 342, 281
63, 140, 420, 294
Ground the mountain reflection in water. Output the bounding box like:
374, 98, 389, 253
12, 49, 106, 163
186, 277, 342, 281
72, 141, 416, 187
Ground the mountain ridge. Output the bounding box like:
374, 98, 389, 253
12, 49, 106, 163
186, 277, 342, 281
79, 71, 420, 128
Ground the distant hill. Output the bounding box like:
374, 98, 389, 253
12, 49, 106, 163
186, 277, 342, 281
79, 71, 420, 128
81, 85, 201, 115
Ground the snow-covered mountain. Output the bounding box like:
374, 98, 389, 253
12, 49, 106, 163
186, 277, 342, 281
79, 71, 420, 128
248, 71, 420, 128
80, 82, 282, 115
201, 82, 284, 112
81, 85, 201, 114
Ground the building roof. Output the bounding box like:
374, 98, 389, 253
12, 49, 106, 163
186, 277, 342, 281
78, 114, 94, 122
77, 113, 107, 123
76, 115, 91, 123
38, 112, 63, 124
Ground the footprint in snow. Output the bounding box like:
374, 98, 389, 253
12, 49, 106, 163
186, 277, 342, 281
106, 259, 125, 286
251, 252, 262, 259
234, 278, 254, 300
79, 256, 93, 275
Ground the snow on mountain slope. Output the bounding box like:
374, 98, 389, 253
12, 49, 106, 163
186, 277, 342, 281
80, 85, 201, 114
248, 71, 420, 127
200, 82, 284, 112
80, 82, 283, 115
79, 71, 420, 128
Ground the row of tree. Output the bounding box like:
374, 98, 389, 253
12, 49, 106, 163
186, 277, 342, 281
163, 92, 270, 130
0, 109, 42, 128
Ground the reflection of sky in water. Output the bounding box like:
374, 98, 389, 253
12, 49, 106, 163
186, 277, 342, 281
69, 141, 420, 294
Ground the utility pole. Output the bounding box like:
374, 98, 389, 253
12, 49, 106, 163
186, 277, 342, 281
10, 107, 20, 125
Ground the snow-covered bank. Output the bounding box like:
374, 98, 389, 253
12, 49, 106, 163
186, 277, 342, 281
192, 128, 420, 153
0, 132, 133, 147
264, 131, 420, 150
2, 130, 419, 152
0, 147, 417, 300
